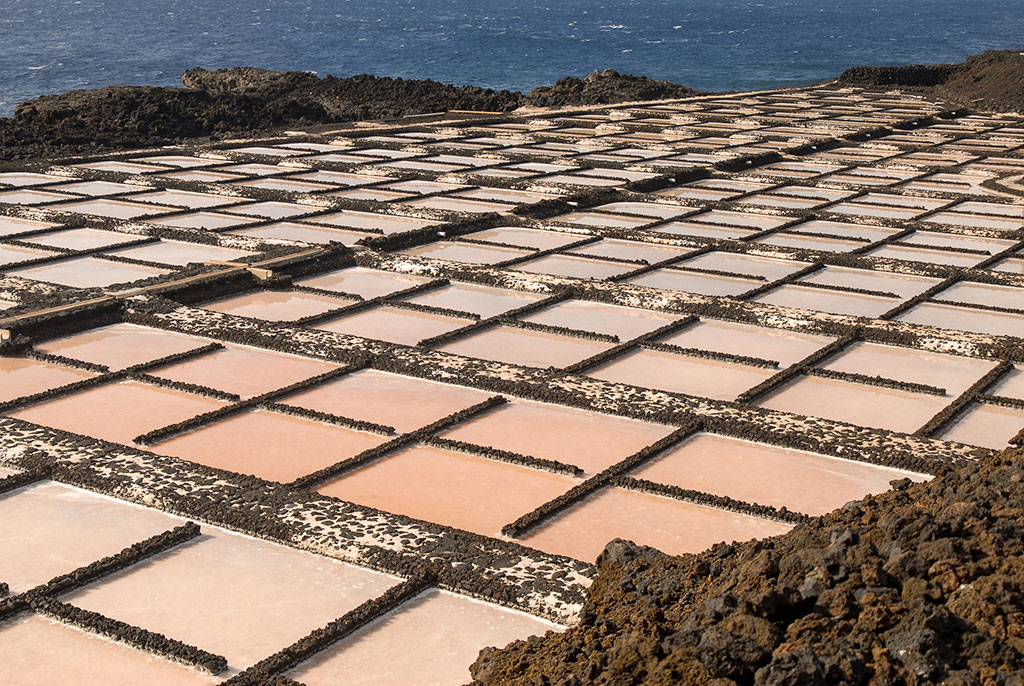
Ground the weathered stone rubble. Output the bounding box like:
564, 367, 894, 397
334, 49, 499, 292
471, 448, 1024, 686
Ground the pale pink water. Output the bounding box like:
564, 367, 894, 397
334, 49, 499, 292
442, 399, 674, 475
521, 299, 680, 340
36, 323, 206, 370
151, 345, 336, 398
0, 481, 180, 592
511, 254, 634, 280
290, 589, 560, 686
822, 342, 994, 395
939, 404, 1024, 449
404, 281, 546, 317
203, 291, 354, 322
0, 357, 96, 403
522, 487, 793, 562
282, 368, 492, 432
65, 530, 400, 672
318, 444, 576, 537
634, 433, 929, 516
316, 306, 472, 346
758, 376, 949, 433
438, 325, 612, 368
589, 348, 774, 400
664, 319, 832, 366
153, 408, 386, 482
9, 381, 226, 446
7, 257, 171, 289
0, 615, 219, 686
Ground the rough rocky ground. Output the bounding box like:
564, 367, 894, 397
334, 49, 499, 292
0, 67, 700, 161
838, 49, 1024, 113
471, 449, 1024, 686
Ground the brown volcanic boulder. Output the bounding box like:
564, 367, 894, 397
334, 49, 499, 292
838, 49, 1024, 112
527, 68, 702, 107
471, 449, 1024, 685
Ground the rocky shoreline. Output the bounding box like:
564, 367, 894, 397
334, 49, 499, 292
0, 68, 700, 162
3, 49, 1022, 163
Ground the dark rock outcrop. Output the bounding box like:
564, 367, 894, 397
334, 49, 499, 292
471, 449, 1024, 685
527, 69, 702, 108
838, 49, 1024, 112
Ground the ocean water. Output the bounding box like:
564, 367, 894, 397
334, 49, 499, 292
2, 0, 1024, 115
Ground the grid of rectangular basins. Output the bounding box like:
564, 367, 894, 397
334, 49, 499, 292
2, 86, 1024, 684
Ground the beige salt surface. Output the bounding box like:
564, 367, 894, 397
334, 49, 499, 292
318, 444, 576, 536
107, 240, 256, 267
317, 211, 440, 235
939, 404, 1024, 450
588, 348, 773, 400
991, 365, 1024, 400
151, 345, 337, 397
438, 325, 612, 369
36, 323, 206, 370
797, 266, 940, 299
20, 228, 138, 251
152, 408, 386, 483
296, 266, 431, 298
149, 212, 251, 231
754, 284, 900, 318
663, 319, 831, 366
786, 219, 899, 242
935, 282, 1024, 312
402, 241, 532, 265
441, 400, 674, 475
679, 252, 810, 281
0, 215, 59, 237
867, 244, 984, 268
6, 257, 172, 289
228, 222, 371, 245
202, 290, 353, 322
64, 530, 400, 672
9, 381, 226, 445
289, 589, 560, 686
282, 368, 492, 433
758, 376, 949, 433
463, 226, 583, 250
510, 254, 635, 280
822, 341, 995, 395
521, 299, 680, 340
404, 281, 546, 317
0, 481, 181, 592
569, 239, 695, 264
896, 302, 1024, 339
0, 357, 95, 403
627, 268, 761, 297
0, 243, 60, 266
522, 487, 793, 562
633, 433, 929, 516
0, 615, 220, 686
51, 199, 168, 219
316, 306, 472, 346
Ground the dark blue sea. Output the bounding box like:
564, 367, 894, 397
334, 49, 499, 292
3, 0, 1024, 116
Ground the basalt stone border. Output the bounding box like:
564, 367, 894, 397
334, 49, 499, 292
31, 597, 229, 674
288, 396, 507, 489
123, 298, 984, 472
359, 250, 1024, 361
0, 417, 593, 623
221, 575, 433, 685
425, 437, 584, 477
0, 342, 226, 415
0, 523, 201, 621
614, 476, 813, 525
134, 362, 366, 446
502, 424, 702, 538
